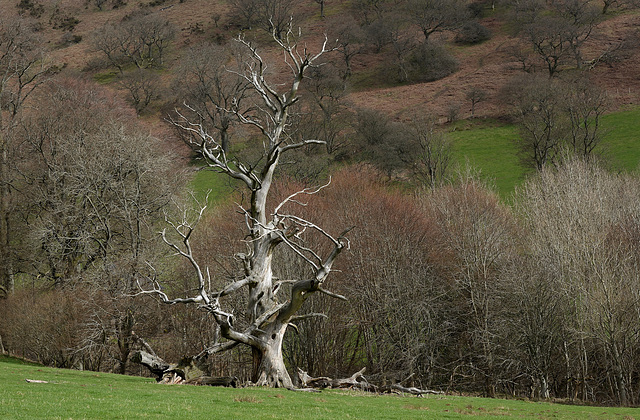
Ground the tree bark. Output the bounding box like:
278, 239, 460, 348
131, 350, 170, 379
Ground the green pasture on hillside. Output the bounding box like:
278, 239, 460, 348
449, 107, 640, 197
600, 107, 640, 171
187, 107, 640, 202
449, 123, 523, 197
1, 356, 640, 419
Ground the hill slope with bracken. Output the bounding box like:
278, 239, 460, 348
3, 0, 640, 136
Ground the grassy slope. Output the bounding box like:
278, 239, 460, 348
192, 106, 640, 203
449, 107, 640, 197
450, 123, 523, 197
2, 356, 640, 419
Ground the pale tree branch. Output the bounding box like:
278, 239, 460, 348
290, 312, 328, 322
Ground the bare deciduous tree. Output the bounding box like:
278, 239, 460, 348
407, 116, 452, 189
466, 87, 487, 118
140, 27, 348, 389
428, 173, 516, 397
504, 75, 568, 170
0, 18, 50, 296
173, 42, 251, 153
328, 16, 365, 81
564, 77, 608, 159
503, 74, 608, 170
118, 68, 160, 114
513, 0, 601, 76
302, 64, 352, 155
91, 13, 175, 73
516, 158, 640, 405
404, 0, 469, 42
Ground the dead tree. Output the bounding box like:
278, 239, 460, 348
138, 25, 348, 389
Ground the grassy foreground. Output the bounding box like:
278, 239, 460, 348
1, 356, 640, 419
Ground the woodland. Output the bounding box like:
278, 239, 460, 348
1, 0, 640, 408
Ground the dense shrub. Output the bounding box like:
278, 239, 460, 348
408, 42, 459, 82
455, 21, 491, 44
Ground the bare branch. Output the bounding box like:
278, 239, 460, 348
318, 287, 348, 301
290, 312, 328, 322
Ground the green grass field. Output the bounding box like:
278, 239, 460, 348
449, 107, 640, 198
188, 107, 640, 203
2, 356, 640, 419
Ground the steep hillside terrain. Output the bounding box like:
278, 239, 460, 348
4, 0, 639, 126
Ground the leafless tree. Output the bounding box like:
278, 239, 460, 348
406, 116, 452, 189
140, 26, 348, 389
404, 0, 469, 42
91, 13, 175, 73
0, 18, 51, 296
427, 172, 516, 397
514, 0, 601, 76
118, 68, 160, 114
314, 0, 326, 17
229, 0, 261, 30
328, 16, 365, 81
522, 14, 571, 77
504, 74, 608, 170
256, 0, 302, 39
466, 87, 487, 118
553, 0, 601, 69
601, 0, 640, 14
351, 0, 389, 25
563, 76, 608, 160
15, 79, 177, 373
503, 75, 569, 170
515, 158, 640, 405
173, 42, 251, 153
301, 64, 352, 155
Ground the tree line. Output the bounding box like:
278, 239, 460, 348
4, 155, 640, 405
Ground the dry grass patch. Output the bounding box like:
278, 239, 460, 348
234, 395, 262, 403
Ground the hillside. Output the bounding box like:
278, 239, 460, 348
3, 0, 639, 129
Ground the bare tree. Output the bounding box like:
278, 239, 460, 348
428, 173, 516, 397
564, 76, 608, 159
140, 27, 348, 389
91, 13, 175, 73
314, 0, 326, 17
328, 16, 365, 81
504, 74, 608, 170
466, 87, 487, 118
516, 158, 640, 405
173, 42, 251, 153
0, 18, 50, 296
522, 14, 571, 77
351, 0, 389, 25
258, 0, 302, 39
407, 116, 452, 189
301, 64, 352, 155
118, 68, 160, 114
503, 75, 569, 170
514, 0, 601, 76
404, 0, 469, 42
229, 0, 261, 30
553, 0, 601, 69
601, 0, 640, 14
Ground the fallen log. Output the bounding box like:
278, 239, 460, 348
130, 350, 170, 380
297, 367, 376, 391
386, 384, 445, 396
187, 376, 239, 387
25, 379, 49, 384
132, 350, 238, 387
